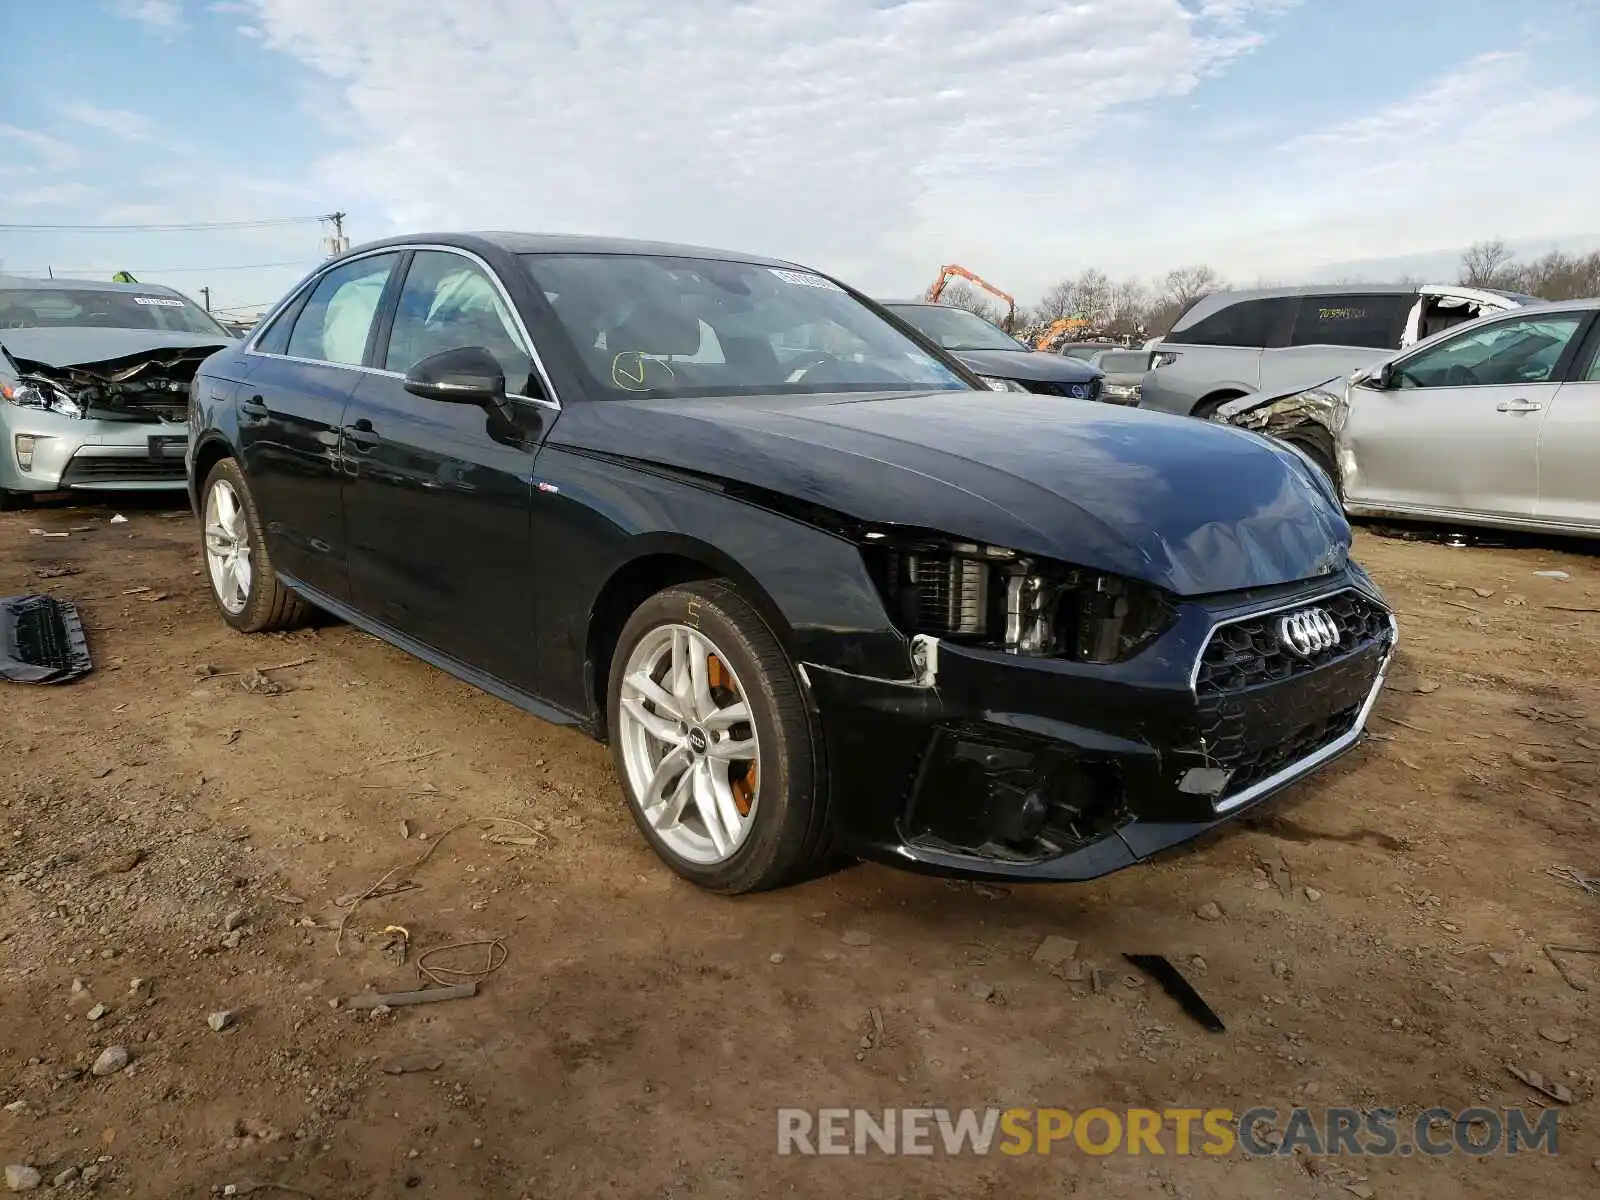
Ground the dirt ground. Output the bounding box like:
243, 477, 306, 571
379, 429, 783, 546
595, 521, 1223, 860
2, 496, 1597, 1199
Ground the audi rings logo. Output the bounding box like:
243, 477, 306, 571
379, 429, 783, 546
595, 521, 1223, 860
1278, 607, 1340, 657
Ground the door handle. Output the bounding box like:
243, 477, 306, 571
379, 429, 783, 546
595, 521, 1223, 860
1496, 398, 1542, 413
240, 395, 269, 418
341, 419, 379, 451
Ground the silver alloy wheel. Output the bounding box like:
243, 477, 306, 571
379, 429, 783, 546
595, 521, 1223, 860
204, 477, 253, 615
617, 623, 761, 865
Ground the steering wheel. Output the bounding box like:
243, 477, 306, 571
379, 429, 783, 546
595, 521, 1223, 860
1443, 363, 1479, 386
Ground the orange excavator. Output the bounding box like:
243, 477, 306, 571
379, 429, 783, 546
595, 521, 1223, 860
925, 264, 1017, 332
1034, 316, 1091, 352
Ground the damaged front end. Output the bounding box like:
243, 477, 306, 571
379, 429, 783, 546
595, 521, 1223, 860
1215, 376, 1349, 439
3, 344, 222, 424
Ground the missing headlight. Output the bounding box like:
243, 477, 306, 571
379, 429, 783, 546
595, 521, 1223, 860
863, 537, 1172, 663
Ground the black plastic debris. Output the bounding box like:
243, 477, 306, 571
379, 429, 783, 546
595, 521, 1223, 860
0, 595, 93, 684
1123, 953, 1225, 1033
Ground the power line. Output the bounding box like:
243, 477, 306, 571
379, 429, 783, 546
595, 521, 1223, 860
0, 213, 334, 232
6, 259, 318, 276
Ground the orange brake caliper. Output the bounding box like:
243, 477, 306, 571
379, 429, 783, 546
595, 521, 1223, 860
708, 655, 756, 815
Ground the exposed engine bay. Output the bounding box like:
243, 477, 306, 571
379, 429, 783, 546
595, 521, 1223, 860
4, 345, 224, 424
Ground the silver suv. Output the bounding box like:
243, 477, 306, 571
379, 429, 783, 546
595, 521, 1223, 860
1138, 283, 1534, 418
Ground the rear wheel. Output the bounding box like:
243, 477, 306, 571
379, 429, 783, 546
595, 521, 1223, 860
200, 458, 311, 633
607, 581, 827, 893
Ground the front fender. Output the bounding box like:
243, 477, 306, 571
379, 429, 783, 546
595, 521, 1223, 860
529, 445, 908, 718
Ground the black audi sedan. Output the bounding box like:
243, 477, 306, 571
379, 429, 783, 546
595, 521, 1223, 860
187, 232, 1395, 893
881, 300, 1104, 399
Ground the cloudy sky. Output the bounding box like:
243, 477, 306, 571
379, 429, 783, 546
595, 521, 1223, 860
2, 0, 1597, 314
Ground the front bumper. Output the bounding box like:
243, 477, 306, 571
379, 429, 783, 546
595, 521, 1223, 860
806, 571, 1395, 882
1, 408, 189, 493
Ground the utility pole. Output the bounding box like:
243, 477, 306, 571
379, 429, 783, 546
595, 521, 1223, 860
200, 286, 211, 312
321, 211, 350, 257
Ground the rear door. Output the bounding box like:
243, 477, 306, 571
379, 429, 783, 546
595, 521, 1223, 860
340, 247, 556, 690
238, 252, 401, 600
1258, 292, 1415, 397
1535, 316, 1600, 528
1143, 296, 1294, 415
1343, 310, 1590, 519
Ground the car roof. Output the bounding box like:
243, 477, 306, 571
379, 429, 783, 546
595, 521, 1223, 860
345, 231, 803, 269
0, 274, 188, 297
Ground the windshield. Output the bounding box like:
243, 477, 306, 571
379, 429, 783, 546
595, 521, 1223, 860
521, 255, 970, 399
888, 303, 1022, 352
0, 288, 230, 336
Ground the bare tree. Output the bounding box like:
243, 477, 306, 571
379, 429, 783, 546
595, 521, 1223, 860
1459, 239, 1515, 287
935, 281, 1002, 325
1498, 249, 1600, 300
1106, 277, 1150, 339
1032, 279, 1077, 323
1143, 264, 1223, 335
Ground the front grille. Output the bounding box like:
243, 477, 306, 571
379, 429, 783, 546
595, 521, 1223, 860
1216, 702, 1360, 797
1195, 590, 1389, 695
1022, 377, 1101, 401
59, 456, 187, 486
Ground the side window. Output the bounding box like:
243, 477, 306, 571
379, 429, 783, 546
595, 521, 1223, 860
1174, 298, 1293, 349
1395, 314, 1586, 389
1289, 294, 1411, 349
383, 251, 533, 393
285, 254, 399, 366
1581, 332, 1600, 382
252, 286, 312, 356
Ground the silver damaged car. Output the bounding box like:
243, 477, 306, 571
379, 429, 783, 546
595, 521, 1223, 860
0, 275, 234, 509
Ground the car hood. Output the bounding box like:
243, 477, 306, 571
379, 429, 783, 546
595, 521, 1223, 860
0, 327, 233, 371
559, 390, 1351, 596
949, 348, 1101, 384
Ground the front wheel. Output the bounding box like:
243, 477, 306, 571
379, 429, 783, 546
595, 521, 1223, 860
0, 489, 32, 512
607, 581, 828, 893
199, 458, 311, 633
1282, 426, 1343, 499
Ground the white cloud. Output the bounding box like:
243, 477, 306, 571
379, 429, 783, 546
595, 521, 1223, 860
237, 0, 1290, 294
1135, 49, 1600, 282
0, 124, 79, 171
63, 103, 157, 141
113, 0, 184, 27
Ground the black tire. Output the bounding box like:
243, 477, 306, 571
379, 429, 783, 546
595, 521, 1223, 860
199, 458, 312, 633
0, 490, 32, 512
1281, 426, 1343, 499
607, 580, 828, 894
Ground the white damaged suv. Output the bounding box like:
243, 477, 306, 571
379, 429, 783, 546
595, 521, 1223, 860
1137, 283, 1535, 419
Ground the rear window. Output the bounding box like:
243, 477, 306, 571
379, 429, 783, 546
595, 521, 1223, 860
1172, 297, 1295, 349
1288, 294, 1411, 349
1095, 351, 1150, 372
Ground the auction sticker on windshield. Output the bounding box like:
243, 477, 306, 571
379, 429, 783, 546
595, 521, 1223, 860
132, 296, 186, 307
769, 268, 845, 292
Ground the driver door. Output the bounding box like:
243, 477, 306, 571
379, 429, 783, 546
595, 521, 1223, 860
1343, 311, 1588, 520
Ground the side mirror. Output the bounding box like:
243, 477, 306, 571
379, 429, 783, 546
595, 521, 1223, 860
1361, 361, 1394, 390
404, 346, 509, 413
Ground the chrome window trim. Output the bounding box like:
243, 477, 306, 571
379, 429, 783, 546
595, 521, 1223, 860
244, 243, 563, 412
1211, 620, 1397, 815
